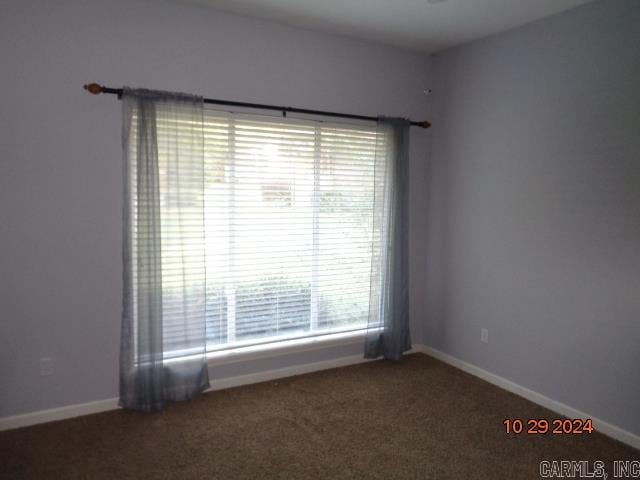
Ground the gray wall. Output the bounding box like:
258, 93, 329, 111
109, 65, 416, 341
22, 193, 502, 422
426, 0, 640, 435
0, 0, 432, 417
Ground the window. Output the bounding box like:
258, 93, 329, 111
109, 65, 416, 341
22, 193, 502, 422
154, 110, 386, 356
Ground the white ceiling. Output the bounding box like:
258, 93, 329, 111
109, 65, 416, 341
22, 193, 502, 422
177, 0, 594, 53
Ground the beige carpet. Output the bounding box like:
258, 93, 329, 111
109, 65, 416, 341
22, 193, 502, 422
1, 353, 637, 479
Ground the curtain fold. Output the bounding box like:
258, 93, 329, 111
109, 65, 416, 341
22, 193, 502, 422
365, 117, 412, 361
120, 88, 209, 412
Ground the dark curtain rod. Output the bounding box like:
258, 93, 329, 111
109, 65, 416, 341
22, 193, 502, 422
83, 83, 431, 129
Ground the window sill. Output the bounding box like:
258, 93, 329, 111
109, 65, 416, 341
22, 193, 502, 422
206, 329, 367, 367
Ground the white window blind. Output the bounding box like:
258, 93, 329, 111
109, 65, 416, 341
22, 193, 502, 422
153, 110, 386, 355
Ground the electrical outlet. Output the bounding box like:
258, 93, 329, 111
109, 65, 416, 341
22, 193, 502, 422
39, 357, 53, 376
480, 328, 489, 344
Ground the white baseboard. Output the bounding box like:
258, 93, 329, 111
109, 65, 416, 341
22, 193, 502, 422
0, 349, 384, 432
206, 352, 375, 392
0, 398, 120, 432
418, 345, 640, 451
3, 344, 637, 451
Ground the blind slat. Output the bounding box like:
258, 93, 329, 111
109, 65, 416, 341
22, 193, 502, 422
132, 110, 386, 354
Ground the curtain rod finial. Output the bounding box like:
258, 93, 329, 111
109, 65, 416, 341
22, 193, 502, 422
83, 83, 104, 95
417, 121, 431, 129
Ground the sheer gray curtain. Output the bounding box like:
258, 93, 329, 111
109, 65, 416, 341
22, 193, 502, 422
365, 117, 411, 361
120, 88, 210, 412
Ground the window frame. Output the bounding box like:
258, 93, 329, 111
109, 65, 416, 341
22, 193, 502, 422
163, 109, 385, 360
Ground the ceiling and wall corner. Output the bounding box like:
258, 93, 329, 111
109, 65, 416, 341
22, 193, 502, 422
174, 0, 595, 53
